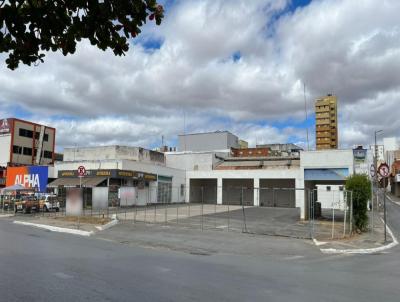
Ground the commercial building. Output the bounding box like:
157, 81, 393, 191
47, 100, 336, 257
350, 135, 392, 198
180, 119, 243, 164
50, 146, 186, 206
0, 118, 56, 189
178, 131, 239, 152
315, 94, 338, 150
0, 118, 56, 166
166, 133, 354, 220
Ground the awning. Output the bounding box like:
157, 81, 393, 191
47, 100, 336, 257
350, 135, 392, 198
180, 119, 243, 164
304, 168, 349, 181
48, 177, 107, 188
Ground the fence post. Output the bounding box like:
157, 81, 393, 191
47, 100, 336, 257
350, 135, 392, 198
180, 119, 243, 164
331, 190, 335, 239
201, 187, 204, 231
241, 187, 247, 233
349, 191, 353, 236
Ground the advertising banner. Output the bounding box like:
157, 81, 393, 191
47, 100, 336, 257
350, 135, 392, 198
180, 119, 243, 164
92, 187, 109, 210
0, 118, 11, 134
66, 188, 83, 216
6, 166, 49, 192
119, 187, 137, 206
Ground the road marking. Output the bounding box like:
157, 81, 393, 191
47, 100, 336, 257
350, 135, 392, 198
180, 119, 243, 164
13, 221, 93, 237
386, 195, 400, 207
319, 221, 398, 255
54, 272, 73, 279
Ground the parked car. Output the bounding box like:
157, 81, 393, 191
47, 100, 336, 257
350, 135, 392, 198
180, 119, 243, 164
39, 195, 60, 212
14, 196, 40, 214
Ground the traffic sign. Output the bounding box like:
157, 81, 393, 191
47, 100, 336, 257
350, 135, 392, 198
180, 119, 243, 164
77, 166, 86, 177
370, 164, 376, 177
378, 163, 390, 178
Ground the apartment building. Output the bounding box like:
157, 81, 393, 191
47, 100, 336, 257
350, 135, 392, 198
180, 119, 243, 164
315, 94, 338, 150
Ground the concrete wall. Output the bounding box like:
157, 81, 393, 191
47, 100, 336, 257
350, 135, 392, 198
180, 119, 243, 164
0, 135, 11, 166
165, 151, 228, 171
178, 132, 239, 152
64, 146, 165, 165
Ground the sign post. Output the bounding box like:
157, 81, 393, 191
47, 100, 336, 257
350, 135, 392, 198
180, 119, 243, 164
378, 163, 390, 242
77, 166, 86, 189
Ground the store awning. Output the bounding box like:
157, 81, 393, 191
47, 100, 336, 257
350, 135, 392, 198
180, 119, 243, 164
47, 177, 107, 188
304, 168, 349, 181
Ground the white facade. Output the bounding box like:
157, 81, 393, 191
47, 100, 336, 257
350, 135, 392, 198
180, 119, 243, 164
165, 151, 229, 171
54, 159, 186, 204
383, 137, 399, 152
315, 185, 346, 210
0, 134, 11, 166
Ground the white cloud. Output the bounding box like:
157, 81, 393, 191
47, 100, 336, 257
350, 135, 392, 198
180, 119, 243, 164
0, 0, 399, 151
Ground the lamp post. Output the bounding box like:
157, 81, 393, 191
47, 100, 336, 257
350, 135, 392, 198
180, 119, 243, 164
373, 130, 383, 230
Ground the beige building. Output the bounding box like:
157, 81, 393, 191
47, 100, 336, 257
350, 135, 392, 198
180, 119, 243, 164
0, 118, 56, 166
315, 94, 338, 150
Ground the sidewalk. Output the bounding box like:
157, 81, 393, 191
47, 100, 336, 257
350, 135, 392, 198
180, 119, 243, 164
9, 215, 111, 233
317, 209, 396, 253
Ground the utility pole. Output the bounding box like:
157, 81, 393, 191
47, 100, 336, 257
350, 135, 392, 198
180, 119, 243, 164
303, 83, 310, 151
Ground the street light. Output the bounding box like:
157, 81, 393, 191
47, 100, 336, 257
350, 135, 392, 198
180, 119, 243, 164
374, 130, 387, 241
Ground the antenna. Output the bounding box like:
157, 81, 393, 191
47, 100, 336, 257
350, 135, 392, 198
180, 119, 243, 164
161, 135, 164, 147
183, 110, 187, 152
303, 82, 310, 151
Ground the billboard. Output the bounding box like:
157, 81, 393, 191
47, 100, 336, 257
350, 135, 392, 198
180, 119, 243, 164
0, 118, 11, 134
66, 188, 83, 216
353, 148, 367, 163
6, 166, 49, 192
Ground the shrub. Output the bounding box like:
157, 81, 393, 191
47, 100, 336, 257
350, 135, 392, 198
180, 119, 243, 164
345, 174, 371, 232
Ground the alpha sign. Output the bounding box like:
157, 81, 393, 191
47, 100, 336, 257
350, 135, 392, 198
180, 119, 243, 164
6, 166, 49, 192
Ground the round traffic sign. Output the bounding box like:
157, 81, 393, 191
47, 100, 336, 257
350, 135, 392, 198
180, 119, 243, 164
378, 163, 390, 178
77, 165, 86, 177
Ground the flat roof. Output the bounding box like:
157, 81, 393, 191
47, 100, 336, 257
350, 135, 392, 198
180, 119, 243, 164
178, 130, 236, 137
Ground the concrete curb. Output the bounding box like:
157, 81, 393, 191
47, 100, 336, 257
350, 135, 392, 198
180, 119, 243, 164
319, 222, 398, 255
13, 221, 94, 237
95, 219, 119, 231
0, 214, 15, 218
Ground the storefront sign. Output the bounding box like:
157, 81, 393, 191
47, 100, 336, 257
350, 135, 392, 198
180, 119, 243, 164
58, 169, 157, 181
0, 118, 11, 134
353, 148, 367, 163
6, 166, 48, 192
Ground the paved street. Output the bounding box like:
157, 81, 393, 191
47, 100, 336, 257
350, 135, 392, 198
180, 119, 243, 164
1, 201, 400, 302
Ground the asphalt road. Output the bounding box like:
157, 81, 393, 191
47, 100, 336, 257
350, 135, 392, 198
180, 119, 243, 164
1, 202, 400, 302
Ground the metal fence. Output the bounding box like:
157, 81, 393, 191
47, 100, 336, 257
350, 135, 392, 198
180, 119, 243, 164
1, 186, 354, 240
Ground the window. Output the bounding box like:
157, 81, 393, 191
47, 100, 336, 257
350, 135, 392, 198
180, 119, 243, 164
13, 145, 22, 154
43, 150, 53, 159
180, 184, 185, 196
23, 147, 32, 156
19, 128, 33, 138
326, 186, 331, 191
34, 132, 49, 141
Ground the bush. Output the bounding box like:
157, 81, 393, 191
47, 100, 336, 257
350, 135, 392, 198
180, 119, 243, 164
345, 174, 371, 232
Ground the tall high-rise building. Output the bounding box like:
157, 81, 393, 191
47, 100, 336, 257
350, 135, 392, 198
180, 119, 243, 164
315, 94, 338, 150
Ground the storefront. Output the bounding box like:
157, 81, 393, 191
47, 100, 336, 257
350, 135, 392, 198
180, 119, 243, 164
48, 169, 157, 206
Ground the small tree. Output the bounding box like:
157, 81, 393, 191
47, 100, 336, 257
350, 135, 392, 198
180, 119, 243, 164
345, 174, 371, 232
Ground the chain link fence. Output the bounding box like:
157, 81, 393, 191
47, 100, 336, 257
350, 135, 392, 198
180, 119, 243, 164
1, 186, 354, 240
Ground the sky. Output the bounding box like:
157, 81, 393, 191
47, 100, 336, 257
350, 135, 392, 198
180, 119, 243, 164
0, 0, 399, 152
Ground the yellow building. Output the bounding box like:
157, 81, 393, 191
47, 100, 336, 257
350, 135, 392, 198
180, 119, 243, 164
315, 94, 338, 150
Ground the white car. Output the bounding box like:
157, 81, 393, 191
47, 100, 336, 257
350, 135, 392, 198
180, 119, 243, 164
40, 195, 60, 212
